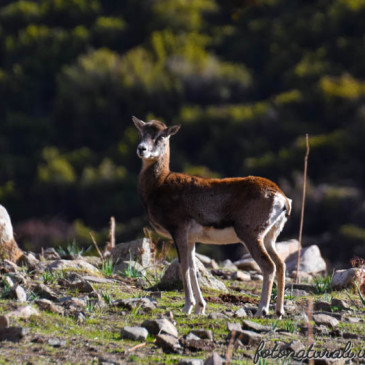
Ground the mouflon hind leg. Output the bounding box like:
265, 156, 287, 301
235, 229, 276, 317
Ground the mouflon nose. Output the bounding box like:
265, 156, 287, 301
137, 145, 147, 154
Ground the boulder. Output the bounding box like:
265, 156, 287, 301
0, 315, 9, 328
121, 326, 149, 341
7, 305, 39, 319
113, 260, 145, 276
276, 239, 300, 261
285, 245, 326, 275
0, 327, 28, 342
204, 353, 225, 365
0, 205, 23, 263
155, 258, 228, 293
46, 259, 101, 276
110, 238, 152, 268
142, 318, 178, 337
313, 313, 339, 328
234, 255, 261, 272
155, 333, 181, 353
195, 253, 218, 269
331, 268, 365, 290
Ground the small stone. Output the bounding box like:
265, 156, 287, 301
314, 325, 330, 335
251, 274, 263, 281
4, 275, 14, 288
178, 359, 204, 365
281, 340, 305, 354
82, 276, 114, 284
208, 312, 229, 320
35, 299, 64, 315
67, 280, 95, 293
331, 268, 365, 290
314, 300, 332, 312
47, 338, 66, 347
204, 352, 225, 365
46, 259, 100, 276
231, 271, 251, 281
121, 326, 148, 341
221, 259, 236, 270
43, 248, 61, 260
113, 297, 156, 312
241, 320, 271, 332
33, 283, 58, 301
346, 317, 362, 324
190, 329, 213, 341
0, 315, 9, 328
0, 327, 28, 342
343, 332, 359, 339
142, 318, 178, 337
233, 307, 247, 318
186, 332, 201, 341
18, 253, 39, 270
313, 313, 339, 328
227, 322, 242, 332
228, 330, 262, 345
331, 298, 350, 310
11, 285, 27, 302
0, 259, 19, 273
155, 333, 181, 353
7, 305, 39, 319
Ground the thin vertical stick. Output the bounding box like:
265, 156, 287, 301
296, 134, 310, 284
307, 298, 314, 365
89, 232, 104, 260
109, 216, 116, 250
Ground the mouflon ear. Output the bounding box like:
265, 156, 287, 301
161, 124, 181, 138
132, 116, 145, 132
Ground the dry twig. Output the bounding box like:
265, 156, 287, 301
296, 133, 310, 284
89, 232, 104, 260
126, 342, 147, 353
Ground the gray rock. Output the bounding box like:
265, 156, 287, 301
195, 253, 218, 269
35, 299, 64, 315
114, 260, 145, 276
234, 255, 261, 272
178, 359, 204, 365
204, 352, 225, 365
285, 245, 326, 275
121, 326, 148, 341
7, 305, 39, 319
0, 315, 9, 328
48, 338, 66, 347
276, 239, 300, 261
3, 275, 14, 288
331, 298, 350, 310
313, 313, 339, 328
112, 297, 156, 312
155, 333, 181, 353
233, 307, 247, 318
186, 332, 200, 341
231, 270, 251, 281
33, 283, 58, 300
0, 327, 28, 342
11, 285, 27, 302
227, 322, 242, 332
228, 329, 262, 345
281, 340, 305, 354
156, 257, 228, 292
220, 259, 236, 270
110, 238, 152, 268
17, 253, 39, 270
46, 259, 100, 276
314, 300, 332, 312
241, 320, 271, 332
251, 274, 263, 281
190, 329, 213, 341
82, 275, 114, 284
331, 268, 365, 289
346, 316, 362, 323
60, 279, 95, 293
0, 259, 19, 273
43, 248, 61, 260
142, 318, 178, 337
208, 312, 229, 320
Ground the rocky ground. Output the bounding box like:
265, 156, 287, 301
0, 241, 365, 365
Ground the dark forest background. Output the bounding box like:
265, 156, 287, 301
1, 0, 365, 268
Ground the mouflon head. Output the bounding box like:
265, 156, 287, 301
132, 116, 181, 160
